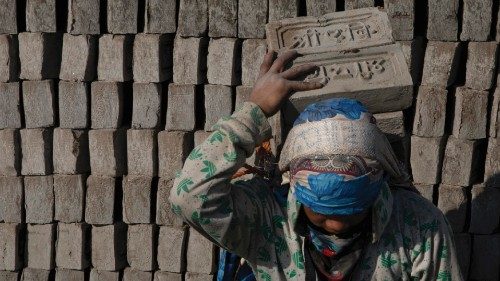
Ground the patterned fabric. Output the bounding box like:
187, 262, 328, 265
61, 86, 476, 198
169, 101, 463, 281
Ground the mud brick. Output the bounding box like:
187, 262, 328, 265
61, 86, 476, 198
24, 176, 54, 223
453, 233, 471, 278
145, 0, 177, 33
158, 131, 194, 179
413, 183, 434, 203
186, 229, 217, 274
235, 86, 252, 111
0, 83, 21, 129
421, 42, 461, 87
89, 269, 120, 281
0, 1, 17, 34
238, 0, 267, 38
56, 223, 89, 269
469, 184, 500, 234
0, 271, 19, 281
207, 38, 238, 86
344, 0, 373, 9
85, 176, 116, 225
21, 268, 51, 281
306, 0, 335, 17
60, 34, 97, 81
194, 130, 211, 147
242, 39, 266, 86
470, 234, 500, 280
385, 0, 414, 40
23, 80, 56, 128
0, 223, 21, 271
127, 224, 156, 271
269, 0, 298, 21
165, 84, 196, 131
59, 81, 90, 129
26, 0, 56, 32
26, 223, 55, 269
53, 175, 85, 223
0, 129, 20, 176
173, 37, 208, 85
427, 0, 459, 41
123, 268, 152, 281
156, 178, 184, 226
91, 81, 124, 129
107, 0, 138, 34
399, 38, 425, 85
208, 0, 237, 37
20, 129, 53, 175
412, 86, 447, 137
19, 32, 62, 80
0, 177, 23, 223
452, 87, 488, 139
91, 223, 127, 271
461, 0, 493, 41
437, 185, 467, 233
132, 83, 163, 129
484, 138, 500, 187
0, 35, 19, 82
373, 111, 405, 143
490, 88, 500, 138
133, 34, 172, 83
186, 273, 215, 281
178, 0, 208, 37
441, 137, 481, 186
204, 85, 232, 131
67, 0, 100, 34
53, 129, 90, 174
122, 176, 152, 224
97, 35, 133, 82
465, 42, 498, 90
158, 226, 187, 272
127, 129, 158, 176
55, 269, 85, 281
410, 136, 446, 185
155, 271, 183, 281
88, 129, 126, 176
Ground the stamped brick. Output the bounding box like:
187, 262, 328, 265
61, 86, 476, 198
0, 1, 17, 34
242, 39, 267, 86
0, 223, 21, 271
127, 129, 158, 176
85, 176, 116, 225
469, 184, 500, 234
133, 34, 172, 83
53, 129, 90, 174
460, 0, 493, 41
59, 81, 90, 129
469, 234, 500, 281
20, 129, 53, 176
67, 0, 100, 34
56, 223, 89, 270
26, 0, 56, 33
23, 80, 56, 128
441, 137, 481, 186
0, 177, 23, 223
165, 84, 197, 131
207, 38, 239, 86
127, 224, 156, 271
158, 226, 187, 272
385, 0, 414, 40
187, 229, 217, 274
484, 138, 500, 187
490, 88, 500, 138
238, 0, 267, 38
97, 35, 133, 82
204, 85, 233, 131
410, 136, 446, 185
55, 269, 85, 281
107, 0, 138, 34
132, 83, 163, 129
24, 176, 54, 224
122, 176, 153, 224
399, 37, 425, 85
54, 175, 86, 223
89, 269, 120, 281
173, 37, 208, 85
269, 0, 298, 21
156, 178, 184, 226
123, 268, 152, 281
437, 185, 467, 233
88, 129, 127, 176
178, 0, 208, 37
145, 0, 177, 33
91, 81, 124, 129
0, 35, 19, 82
427, 0, 459, 41
0, 129, 21, 176
91, 223, 127, 271
412, 86, 447, 137
465, 42, 498, 90
21, 268, 51, 281
452, 87, 488, 140
208, 0, 237, 37
60, 34, 97, 81
421, 41, 461, 87
19, 32, 62, 80
155, 271, 182, 281
26, 223, 55, 269
158, 131, 194, 179
0, 83, 21, 129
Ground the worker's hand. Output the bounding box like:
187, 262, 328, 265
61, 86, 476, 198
249, 50, 325, 117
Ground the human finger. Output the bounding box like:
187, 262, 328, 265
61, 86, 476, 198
287, 80, 324, 92
269, 50, 299, 73
281, 64, 318, 79
258, 50, 275, 78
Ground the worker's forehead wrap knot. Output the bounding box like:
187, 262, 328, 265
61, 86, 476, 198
279, 98, 409, 215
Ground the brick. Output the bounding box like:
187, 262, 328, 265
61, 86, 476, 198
269, 0, 298, 21
238, 0, 267, 38
58, 81, 90, 129
60, 34, 98, 81
453, 233, 471, 278
235, 86, 252, 111
452, 87, 488, 139
133, 34, 172, 83
20, 268, 50, 281
204, 85, 232, 131
122, 176, 152, 224
97, 34, 133, 81
56, 223, 89, 270
91, 223, 127, 271
427, 0, 459, 41
165, 84, 197, 131
19, 32, 62, 80
132, 83, 163, 129
0, 1, 17, 34
127, 224, 156, 271
437, 185, 467, 233
20, 129, 53, 175
399, 37, 425, 85
89, 269, 120, 281
0, 35, 19, 82
385, 0, 414, 40
469, 184, 500, 234
107, 0, 138, 34
186, 272, 214, 281
0, 177, 23, 223
0, 129, 21, 176
207, 38, 239, 86
242, 39, 266, 86
465, 42, 498, 90
186, 229, 217, 274
91, 81, 124, 129
460, 0, 493, 41
490, 88, 500, 138
0, 223, 21, 271
470, 234, 500, 281
410, 136, 445, 185
158, 131, 194, 179
412, 86, 447, 137
157, 178, 184, 226
154, 271, 182, 281
89, 129, 127, 176
26, 0, 56, 32
421, 41, 461, 87
306, 0, 335, 17
413, 183, 434, 203
0, 271, 19, 281
67, 0, 100, 34
194, 130, 211, 147
24, 176, 54, 224
145, 0, 176, 33
441, 137, 481, 186
208, 0, 237, 37
173, 37, 208, 85
23, 80, 56, 128
373, 111, 405, 143
55, 269, 85, 281
54, 175, 86, 223
127, 130, 158, 176
178, 0, 208, 37
53, 129, 90, 174
123, 268, 152, 281
344, 0, 373, 9
0, 82, 21, 129
26, 223, 55, 269
85, 176, 116, 225
158, 226, 187, 272
484, 138, 500, 187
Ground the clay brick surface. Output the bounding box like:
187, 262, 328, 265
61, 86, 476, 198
399, 37, 424, 85
21, 268, 51, 281
306, 0, 335, 17
158, 131, 194, 179
24, 176, 54, 224
127, 129, 158, 176
186, 272, 214, 281
385, 0, 414, 40
208, 0, 237, 37
207, 38, 239, 86
0, 271, 19, 281
427, 0, 459, 41
194, 130, 212, 147
186, 229, 217, 274
91, 81, 124, 129
20, 129, 53, 176
145, 0, 177, 33
55, 269, 85, 281
0, 223, 21, 271
0, 35, 19, 82
127, 224, 156, 271
235, 86, 252, 111
89, 269, 120, 281
178, 0, 208, 37
26, 223, 55, 269
156, 178, 184, 226
0, 129, 21, 176
465, 42, 498, 90
97, 35, 133, 81
122, 176, 152, 224
490, 88, 500, 138
133, 34, 172, 83
238, 0, 267, 38
412, 86, 447, 137
470, 234, 500, 281
460, 0, 493, 41
0, 177, 23, 223
0, 1, 17, 34
158, 226, 187, 272
204, 85, 233, 131
22, 80, 56, 128
19, 32, 62, 80
269, 0, 298, 21
345, 0, 373, 9
165, 84, 197, 131
26, 0, 56, 33
132, 83, 163, 129
56, 223, 89, 269
437, 185, 467, 233
0, 83, 21, 129
107, 0, 138, 34
123, 268, 152, 281
469, 184, 500, 234
241, 39, 266, 86
88, 129, 126, 177
54, 175, 86, 223
67, 0, 100, 34
155, 271, 183, 281
59, 81, 90, 129
373, 111, 406, 143
85, 176, 116, 225
173, 37, 208, 85
452, 87, 488, 139
441, 137, 481, 186
53, 129, 90, 174
91, 223, 127, 271
60, 34, 97, 81
421, 41, 461, 87
410, 136, 445, 185
413, 183, 434, 203
484, 138, 500, 187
